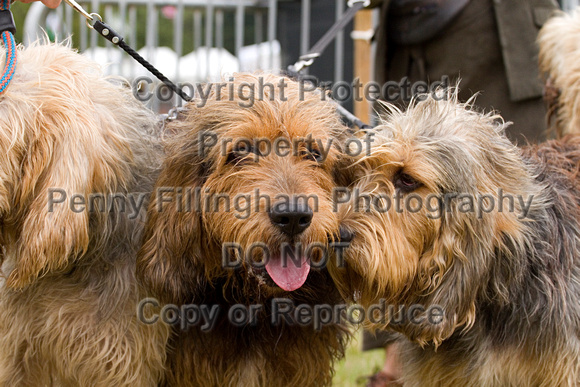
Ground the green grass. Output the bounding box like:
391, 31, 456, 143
12, 2, 31, 44
333, 329, 385, 387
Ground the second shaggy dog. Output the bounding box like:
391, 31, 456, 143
137, 73, 352, 386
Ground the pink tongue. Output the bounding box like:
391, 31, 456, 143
265, 255, 310, 291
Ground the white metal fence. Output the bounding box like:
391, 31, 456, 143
24, 1, 279, 110
562, 0, 580, 11
22, 0, 579, 112
22, 0, 352, 112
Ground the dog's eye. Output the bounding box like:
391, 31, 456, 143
226, 143, 255, 165
394, 172, 422, 193
301, 148, 323, 163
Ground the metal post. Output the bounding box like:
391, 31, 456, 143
216, 9, 224, 49
334, 0, 344, 85
79, 10, 87, 51
205, 2, 214, 79
235, 0, 244, 57
254, 10, 263, 43
174, 0, 184, 104
90, 0, 98, 51
129, 5, 137, 78
194, 10, 202, 50
64, 1, 72, 36
267, 0, 277, 70
300, 0, 310, 74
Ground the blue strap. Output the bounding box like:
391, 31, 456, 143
0, 0, 16, 93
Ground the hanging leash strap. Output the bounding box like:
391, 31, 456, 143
0, 0, 17, 94
289, 0, 369, 73
336, 99, 372, 129
92, 20, 192, 101
287, 0, 372, 129
64, 0, 192, 101
285, 66, 372, 130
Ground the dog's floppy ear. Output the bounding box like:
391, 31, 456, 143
7, 137, 90, 288
409, 194, 525, 346
407, 213, 485, 346
137, 123, 211, 304
4, 112, 133, 289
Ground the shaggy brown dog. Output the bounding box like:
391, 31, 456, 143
538, 8, 580, 136
0, 43, 168, 386
332, 94, 580, 386
137, 73, 351, 386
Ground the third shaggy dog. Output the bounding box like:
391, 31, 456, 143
332, 94, 580, 386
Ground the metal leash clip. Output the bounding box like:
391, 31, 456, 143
347, 0, 371, 7
290, 53, 319, 73
62, 0, 102, 28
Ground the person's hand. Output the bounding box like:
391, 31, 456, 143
18, 0, 62, 9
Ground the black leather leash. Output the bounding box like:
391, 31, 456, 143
63, 0, 192, 101
63, 0, 372, 130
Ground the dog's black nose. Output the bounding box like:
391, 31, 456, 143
269, 202, 313, 237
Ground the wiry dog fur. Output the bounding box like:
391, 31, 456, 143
137, 73, 351, 386
538, 8, 580, 136
332, 94, 580, 386
0, 43, 168, 386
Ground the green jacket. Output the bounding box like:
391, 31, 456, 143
373, 0, 559, 101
